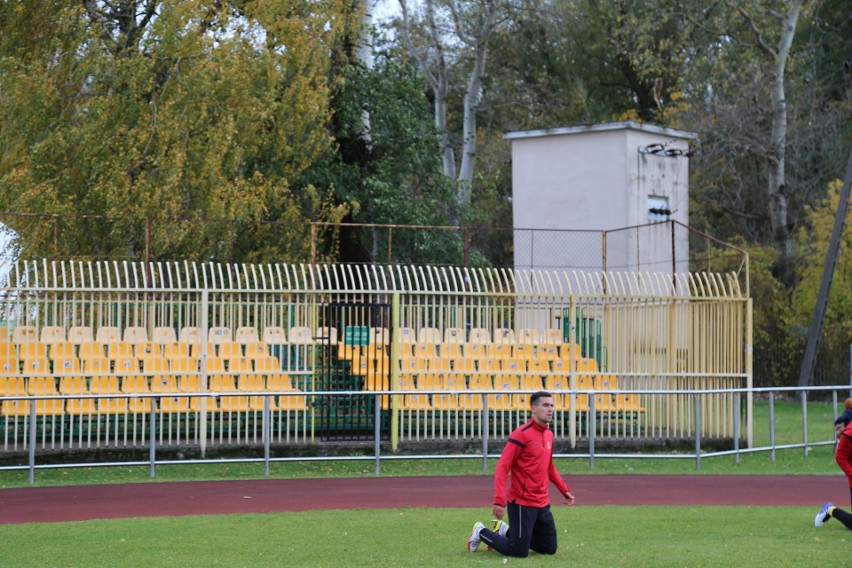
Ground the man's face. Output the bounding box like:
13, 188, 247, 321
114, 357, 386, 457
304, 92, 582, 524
531, 397, 555, 425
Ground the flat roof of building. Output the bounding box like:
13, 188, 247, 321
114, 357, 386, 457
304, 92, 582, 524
504, 120, 698, 141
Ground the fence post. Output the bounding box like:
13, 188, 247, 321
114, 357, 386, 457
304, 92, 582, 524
801, 390, 809, 457
833, 391, 839, 428
374, 394, 381, 476
199, 289, 209, 457
27, 398, 36, 485
694, 395, 701, 470
769, 392, 776, 462
588, 394, 596, 470
263, 395, 270, 477
733, 392, 740, 465
482, 395, 489, 473
149, 396, 157, 478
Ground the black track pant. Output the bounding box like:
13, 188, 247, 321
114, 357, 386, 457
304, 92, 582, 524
831, 505, 852, 530
478, 502, 558, 558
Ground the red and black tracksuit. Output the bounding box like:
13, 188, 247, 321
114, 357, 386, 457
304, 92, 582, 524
836, 421, 852, 502
478, 419, 571, 557
825, 422, 852, 530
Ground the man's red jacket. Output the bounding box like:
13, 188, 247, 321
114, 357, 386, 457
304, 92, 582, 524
837, 422, 852, 487
494, 419, 570, 508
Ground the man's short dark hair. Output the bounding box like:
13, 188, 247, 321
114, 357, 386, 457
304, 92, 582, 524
530, 391, 552, 406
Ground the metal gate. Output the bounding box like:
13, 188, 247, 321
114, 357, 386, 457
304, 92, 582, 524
314, 302, 392, 441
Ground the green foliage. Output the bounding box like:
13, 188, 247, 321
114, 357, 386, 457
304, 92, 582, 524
297, 38, 462, 264
793, 180, 852, 327
740, 241, 798, 386
0, 0, 353, 262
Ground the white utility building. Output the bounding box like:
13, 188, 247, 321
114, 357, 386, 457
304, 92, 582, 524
505, 121, 696, 273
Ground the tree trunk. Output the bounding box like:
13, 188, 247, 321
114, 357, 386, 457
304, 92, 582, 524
357, 0, 376, 146
766, 0, 801, 285
457, 36, 488, 201
435, 84, 457, 181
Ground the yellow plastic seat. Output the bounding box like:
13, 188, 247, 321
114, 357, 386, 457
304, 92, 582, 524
163, 341, 191, 360
78, 341, 105, 362
244, 342, 268, 360
123, 326, 148, 345
39, 325, 65, 345
440, 342, 463, 359
493, 328, 516, 345
53, 356, 82, 376
18, 341, 47, 361
276, 392, 308, 412
94, 326, 120, 344
468, 328, 491, 345
97, 396, 128, 415
0, 377, 29, 417
121, 375, 153, 414
208, 326, 232, 344
217, 341, 243, 362
22, 357, 51, 379
235, 327, 260, 345
159, 395, 190, 413
59, 375, 97, 415
489, 375, 519, 412
261, 326, 287, 345
49, 341, 76, 361
135, 341, 163, 361
114, 357, 140, 377
12, 325, 38, 344
288, 326, 313, 345
190, 396, 219, 412
152, 326, 177, 344
68, 326, 94, 345
107, 341, 133, 361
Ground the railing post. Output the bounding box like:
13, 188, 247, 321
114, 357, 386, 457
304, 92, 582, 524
694, 395, 701, 470
588, 394, 596, 470
27, 397, 36, 485
832, 390, 839, 427
149, 396, 157, 478
263, 395, 270, 477
374, 394, 381, 476
733, 392, 740, 465
801, 390, 809, 457
200, 290, 209, 457
482, 394, 489, 473
769, 392, 776, 462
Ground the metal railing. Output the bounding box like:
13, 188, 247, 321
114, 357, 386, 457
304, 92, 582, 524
0, 384, 844, 484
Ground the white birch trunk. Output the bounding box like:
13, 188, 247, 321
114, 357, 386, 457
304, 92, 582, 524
457, 33, 489, 200
766, 0, 801, 281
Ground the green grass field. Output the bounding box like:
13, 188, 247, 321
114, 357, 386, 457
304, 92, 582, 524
0, 506, 847, 567
0, 401, 848, 566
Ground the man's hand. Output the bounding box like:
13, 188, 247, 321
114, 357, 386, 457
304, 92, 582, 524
492, 505, 505, 520
563, 491, 575, 505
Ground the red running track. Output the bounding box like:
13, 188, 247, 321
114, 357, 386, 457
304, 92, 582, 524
1, 474, 849, 525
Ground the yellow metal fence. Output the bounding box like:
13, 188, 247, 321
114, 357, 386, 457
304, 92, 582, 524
0, 262, 750, 453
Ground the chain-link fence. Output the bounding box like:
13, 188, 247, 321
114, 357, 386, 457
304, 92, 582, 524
0, 212, 747, 287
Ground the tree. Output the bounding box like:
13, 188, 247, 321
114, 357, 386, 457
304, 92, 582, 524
296, 32, 461, 264
398, 0, 504, 214
684, 1, 805, 285
0, 0, 353, 262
